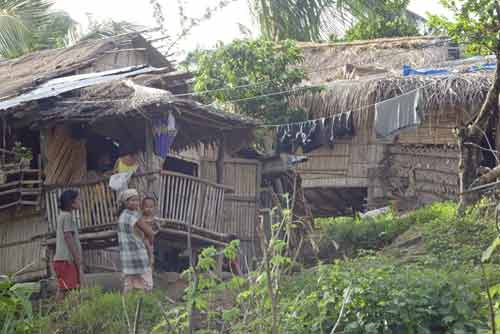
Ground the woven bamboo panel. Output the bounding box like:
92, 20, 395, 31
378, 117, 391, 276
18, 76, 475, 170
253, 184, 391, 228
200, 158, 259, 196
84, 248, 120, 272
0, 240, 46, 278
199, 158, 259, 262
45, 126, 87, 185
0, 212, 48, 277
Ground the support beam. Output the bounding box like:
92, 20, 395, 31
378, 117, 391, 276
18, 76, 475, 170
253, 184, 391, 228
216, 134, 225, 185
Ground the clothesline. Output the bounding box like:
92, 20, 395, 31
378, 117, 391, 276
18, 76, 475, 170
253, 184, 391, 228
257, 80, 439, 129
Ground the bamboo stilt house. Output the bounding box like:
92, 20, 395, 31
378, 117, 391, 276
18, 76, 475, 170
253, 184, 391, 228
0, 33, 263, 281
289, 36, 493, 216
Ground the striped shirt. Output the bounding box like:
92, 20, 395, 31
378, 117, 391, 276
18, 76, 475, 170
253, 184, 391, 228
117, 209, 149, 275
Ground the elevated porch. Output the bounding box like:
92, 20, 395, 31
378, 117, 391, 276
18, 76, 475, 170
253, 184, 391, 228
43, 171, 236, 272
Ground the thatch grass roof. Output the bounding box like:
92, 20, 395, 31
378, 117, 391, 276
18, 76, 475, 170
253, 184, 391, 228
37, 77, 258, 152
0, 33, 171, 101
298, 36, 451, 84
291, 72, 493, 130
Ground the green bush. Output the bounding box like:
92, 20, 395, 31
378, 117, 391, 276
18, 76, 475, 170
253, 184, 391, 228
37, 288, 167, 334
420, 203, 498, 267
316, 209, 412, 255
0, 277, 36, 334
281, 257, 487, 334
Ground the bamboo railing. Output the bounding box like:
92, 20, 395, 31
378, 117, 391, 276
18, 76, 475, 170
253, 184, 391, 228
0, 165, 42, 211
44, 171, 227, 234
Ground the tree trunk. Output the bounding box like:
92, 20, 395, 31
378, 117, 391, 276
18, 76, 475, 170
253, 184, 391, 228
467, 52, 500, 139
458, 129, 481, 213
458, 52, 500, 212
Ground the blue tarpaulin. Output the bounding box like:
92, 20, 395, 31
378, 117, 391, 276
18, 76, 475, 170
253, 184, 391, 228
403, 61, 497, 77
465, 62, 496, 73
402, 64, 448, 77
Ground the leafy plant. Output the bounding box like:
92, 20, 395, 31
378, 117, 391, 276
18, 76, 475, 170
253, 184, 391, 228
427, 0, 500, 57
37, 288, 166, 334
13, 142, 32, 162
344, 0, 419, 41
186, 38, 314, 124
0, 276, 36, 334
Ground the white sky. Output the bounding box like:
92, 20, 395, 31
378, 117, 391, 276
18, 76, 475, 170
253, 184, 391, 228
53, 0, 451, 55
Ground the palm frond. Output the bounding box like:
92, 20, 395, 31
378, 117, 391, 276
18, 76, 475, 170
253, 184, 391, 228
0, 0, 52, 58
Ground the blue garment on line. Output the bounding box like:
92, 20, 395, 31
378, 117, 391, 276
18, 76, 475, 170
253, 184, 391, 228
152, 114, 177, 158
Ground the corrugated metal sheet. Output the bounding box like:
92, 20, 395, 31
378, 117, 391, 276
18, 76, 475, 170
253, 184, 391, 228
0, 65, 168, 111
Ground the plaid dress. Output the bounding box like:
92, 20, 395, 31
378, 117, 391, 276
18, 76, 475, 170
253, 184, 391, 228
117, 210, 149, 275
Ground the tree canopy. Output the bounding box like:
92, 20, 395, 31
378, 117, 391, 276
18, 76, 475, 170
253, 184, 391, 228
0, 0, 54, 58
343, 0, 419, 41
427, 0, 500, 57
185, 38, 313, 124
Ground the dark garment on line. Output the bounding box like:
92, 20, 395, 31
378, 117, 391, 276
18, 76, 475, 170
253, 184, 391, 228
323, 112, 354, 149
276, 124, 296, 154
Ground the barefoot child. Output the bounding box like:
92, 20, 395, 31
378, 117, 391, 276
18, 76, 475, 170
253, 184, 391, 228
141, 196, 158, 290
117, 189, 155, 293
53, 190, 83, 301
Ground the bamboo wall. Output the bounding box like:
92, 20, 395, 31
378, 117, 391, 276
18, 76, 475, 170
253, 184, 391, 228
200, 158, 261, 264
0, 209, 48, 281
297, 107, 461, 213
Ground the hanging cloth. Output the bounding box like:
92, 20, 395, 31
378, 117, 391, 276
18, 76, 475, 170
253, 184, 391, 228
276, 124, 295, 154
374, 89, 422, 139
153, 112, 178, 158
302, 120, 324, 153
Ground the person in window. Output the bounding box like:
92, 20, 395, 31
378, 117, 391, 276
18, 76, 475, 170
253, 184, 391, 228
114, 146, 140, 174
52, 190, 84, 301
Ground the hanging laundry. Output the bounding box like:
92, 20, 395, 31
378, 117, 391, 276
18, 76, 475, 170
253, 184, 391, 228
301, 120, 324, 153
374, 89, 422, 139
320, 112, 355, 149
276, 124, 295, 154
152, 112, 178, 158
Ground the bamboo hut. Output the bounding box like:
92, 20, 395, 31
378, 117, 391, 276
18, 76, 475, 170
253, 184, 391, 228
289, 36, 492, 216
0, 33, 262, 281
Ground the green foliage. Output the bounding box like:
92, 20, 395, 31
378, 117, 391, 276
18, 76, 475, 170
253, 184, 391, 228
427, 0, 500, 56
0, 0, 53, 58
0, 277, 36, 334
281, 258, 486, 334
186, 38, 313, 123
13, 142, 32, 162
419, 203, 498, 267
31, 11, 76, 50
37, 288, 166, 334
317, 210, 411, 255
249, 0, 337, 41
344, 0, 419, 41
316, 202, 456, 256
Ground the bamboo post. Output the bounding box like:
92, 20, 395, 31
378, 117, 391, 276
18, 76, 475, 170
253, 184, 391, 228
216, 134, 225, 185
187, 212, 197, 334
144, 121, 154, 195
1, 116, 5, 165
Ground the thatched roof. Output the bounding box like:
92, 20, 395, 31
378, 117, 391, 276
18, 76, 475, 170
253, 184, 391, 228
0, 33, 257, 152
298, 36, 451, 84
0, 33, 172, 101
291, 71, 493, 129
30, 75, 257, 152
292, 35, 494, 129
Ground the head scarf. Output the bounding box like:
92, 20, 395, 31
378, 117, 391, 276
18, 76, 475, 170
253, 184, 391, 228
119, 189, 139, 203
